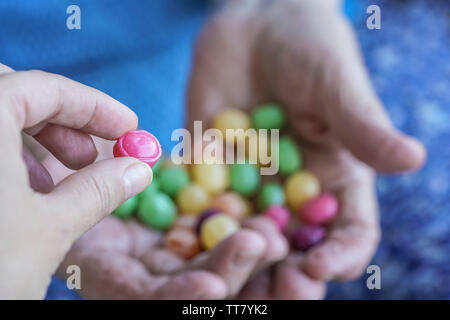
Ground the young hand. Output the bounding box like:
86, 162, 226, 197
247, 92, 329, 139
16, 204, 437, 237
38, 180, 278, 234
0, 65, 151, 299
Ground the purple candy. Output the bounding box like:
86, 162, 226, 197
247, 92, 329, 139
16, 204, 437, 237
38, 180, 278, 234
290, 225, 326, 251
195, 209, 221, 234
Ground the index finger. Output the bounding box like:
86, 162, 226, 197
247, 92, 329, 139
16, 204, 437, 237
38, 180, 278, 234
0, 70, 137, 139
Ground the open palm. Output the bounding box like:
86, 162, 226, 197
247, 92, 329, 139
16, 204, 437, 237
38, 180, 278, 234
187, 0, 425, 299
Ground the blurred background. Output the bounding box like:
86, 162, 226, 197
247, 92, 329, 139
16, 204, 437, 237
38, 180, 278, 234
328, 0, 450, 299
0, 0, 448, 299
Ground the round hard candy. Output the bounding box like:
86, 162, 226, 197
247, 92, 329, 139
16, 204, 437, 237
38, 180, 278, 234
290, 225, 326, 251
278, 136, 301, 176
285, 171, 320, 211
113, 196, 138, 219
200, 214, 239, 250
158, 167, 190, 197
138, 192, 177, 230
210, 192, 248, 221
251, 103, 286, 130
213, 109, 251, 145
165, 228, 201, 259
192, 163, 229, 195
113, 130, 162, 167
177, 183, 211, 215
257, 183, 285, 211
230, 163, 260, 196
264, 205, 290, 231
299, 193, 339, 225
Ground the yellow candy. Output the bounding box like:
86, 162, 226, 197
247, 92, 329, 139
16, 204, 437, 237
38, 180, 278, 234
285, 171, 320, 211
213, 109, 251, 145
177, 183, 211, 215
192, 163, 229, 195
200, 214, 239, 250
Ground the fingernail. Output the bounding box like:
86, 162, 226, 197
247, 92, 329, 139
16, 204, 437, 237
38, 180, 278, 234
123, 161, 152, 199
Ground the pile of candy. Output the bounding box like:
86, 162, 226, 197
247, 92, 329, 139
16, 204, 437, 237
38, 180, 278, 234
113, 104, 339, 260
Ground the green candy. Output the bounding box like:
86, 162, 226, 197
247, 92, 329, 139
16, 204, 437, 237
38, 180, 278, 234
278, 136, 301, 175
151, 157, 163, 176
138, 192, 177, 230
139, 177, 160, 200
113, 196, 138, 219
158, 167, 190, 197
251, 103, 286, 130
257, 183, 285, 211
230, 163, 260, 196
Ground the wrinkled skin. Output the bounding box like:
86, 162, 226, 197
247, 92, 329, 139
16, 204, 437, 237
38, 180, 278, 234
43, 141, 289, 300
55, 215, 288, 299
187, 0, 425, 299
22, 0, 425, 299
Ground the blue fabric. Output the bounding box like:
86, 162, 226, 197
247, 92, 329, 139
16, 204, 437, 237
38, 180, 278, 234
0, 0, 211, 150
0, 0, 448, 299
327, 0, 450, 300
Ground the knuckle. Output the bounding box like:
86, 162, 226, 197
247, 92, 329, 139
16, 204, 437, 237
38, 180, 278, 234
24, 70, 63, 94
1, 70, 60, 122
83, 174, 115, 216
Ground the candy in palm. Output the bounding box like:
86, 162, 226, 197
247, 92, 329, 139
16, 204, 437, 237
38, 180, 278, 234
113, 104, 339, 259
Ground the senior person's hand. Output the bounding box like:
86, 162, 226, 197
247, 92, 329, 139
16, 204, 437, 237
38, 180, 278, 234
187, 0, 426, 299
0, 64, 153, 299
54, 214, 287, 299
26, 104, 288, 299
40, 139, 287, 299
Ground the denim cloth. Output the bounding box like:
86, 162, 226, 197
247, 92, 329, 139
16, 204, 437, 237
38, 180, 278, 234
0, 0, 448, 299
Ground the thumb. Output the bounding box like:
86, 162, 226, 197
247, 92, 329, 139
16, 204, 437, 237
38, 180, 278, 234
331, 99, 426, 173
47, 157, 152, 237
324, 28, 426, 173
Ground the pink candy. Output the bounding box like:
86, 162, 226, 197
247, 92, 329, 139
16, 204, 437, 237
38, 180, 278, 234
113, 130, 162, 168
264, 205, 290, 231
299, 193, 338, 225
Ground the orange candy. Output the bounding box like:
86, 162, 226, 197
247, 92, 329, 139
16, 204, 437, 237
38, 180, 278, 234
165, 228, 201, 259
210, 192, 249, 221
